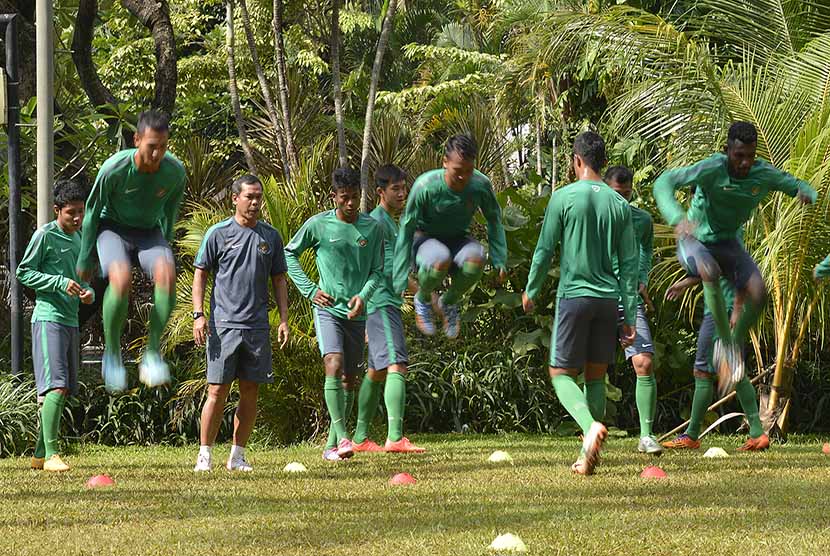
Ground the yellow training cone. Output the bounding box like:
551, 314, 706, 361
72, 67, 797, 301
489, 533, 527, 553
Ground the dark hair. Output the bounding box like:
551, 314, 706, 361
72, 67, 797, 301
53, 179, 87, 208
375, 164, 407, 190
727, 121, 757, 146
136, 110, 171, 135
573, 131, 606, 172
604, 165, 633, 185
444, 134, 478, 161
232, 174, 262, 195
332, 167, 361, 192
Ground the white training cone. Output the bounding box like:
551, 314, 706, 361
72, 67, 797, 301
488, 533, 527, 553
703, 447, 729, 458
488, 450, 514, 464
282, 462, 308, 473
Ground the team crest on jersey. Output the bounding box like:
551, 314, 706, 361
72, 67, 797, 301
357, 238, 368, 247
258, 241, 271, 254
752, 187, 760, 195
156, 188, 166, 198
591, 185, 601, 192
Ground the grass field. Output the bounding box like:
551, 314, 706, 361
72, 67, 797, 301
2, 434, 828, 556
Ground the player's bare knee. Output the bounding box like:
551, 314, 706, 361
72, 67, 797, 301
324, 354, 344, 378
698, 261, 721, 282
389, 363, 407, 375
207, 383, 231, 404
342, 372, 358, 391
108, 263, 132, 295
367, 368, 387, 382
633, 354, 653, 377
584, 362, 607, 381
693, 369, 712, 380
433, 260, 451, 272
153, 258, 175, 291
548, 366, 577, 379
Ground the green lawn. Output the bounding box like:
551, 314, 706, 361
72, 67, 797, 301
1, 435, 828, 556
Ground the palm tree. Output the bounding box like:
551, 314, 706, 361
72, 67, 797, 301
272, 0, 299, 175
225, 0, 258, 174
331, 0, 348, 167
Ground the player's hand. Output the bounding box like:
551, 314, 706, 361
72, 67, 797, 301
797, 191, 814, 205
347, 295, 365, 319
277, 321, 290, 349
665, 277, 698, 301
79, 289, 94, 305
522, 291, 535, 314
497, 268, 507, 285
639, 283, 656, 313
620, 324, 636, 347
193, 316, 209, 346
674, 218, 697, 238
65, 279, 83, 297
313, 290, 335, 307
77, 267, 94, 283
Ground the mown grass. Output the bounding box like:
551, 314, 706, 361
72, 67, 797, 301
1, 434, 828, 556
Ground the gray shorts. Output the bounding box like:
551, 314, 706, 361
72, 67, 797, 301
207, 327, 273, 384
413, 233, 486, 272
677, 235, 759, 290
694, 314, 746, 374
32, 321, 79, 396
549, 297, 618, 368
97, 221, 174, 278
367, 306, 408, 370
314, 308, 365, 376
618, 304, 654, 359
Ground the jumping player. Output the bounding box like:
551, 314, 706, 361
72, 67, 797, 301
17, 180, 95, 472
76, 110, 186, 392
393, 134, 507, 339
522, 131, 639, 475
285, 167, 384, 461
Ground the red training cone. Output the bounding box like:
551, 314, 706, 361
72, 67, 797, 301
389, 472, 417, 485
822, 443, 830, 455
86, 474, 115, 488
640, 466, 667, 479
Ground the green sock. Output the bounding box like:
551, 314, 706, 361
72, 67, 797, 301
325, 426, 337, 450
551, 375, 595, 434
636, 375, 657, 438
685, 376, 714, 440
415, 265, 448, 303
731, 297, 763, 345
385, 372, 406, 442
34, 405, 45, 459
148, 285, 175, 354
735, 377, 763, 438
324, 377, 349, 443
42, 391, 66, 458
353, 378, 383, 444
583, 378, 606, 422
442, 261, 484, 306
102, 285, 129, 356
344, 387, 355, 427
702, 282, 732, 342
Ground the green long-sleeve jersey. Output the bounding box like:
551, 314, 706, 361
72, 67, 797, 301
16, 221, 94, 327
816, 254, 830, 279
653, 153, 817, 244
78, 149, 186, 272
392, 169, 507, 293
525, 179, 639, 325
285, 210, 384, 320
367, 205, 403, 314
613, 205, 653, 291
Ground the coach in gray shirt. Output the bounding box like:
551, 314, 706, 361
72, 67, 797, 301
191, 174, 290, 472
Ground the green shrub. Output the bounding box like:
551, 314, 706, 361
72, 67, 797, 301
0, 376, 38, 457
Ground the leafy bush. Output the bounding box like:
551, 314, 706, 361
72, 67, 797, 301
0, 376, 38, 457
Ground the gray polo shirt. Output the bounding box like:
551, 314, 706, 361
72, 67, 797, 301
195, 217, 287, 329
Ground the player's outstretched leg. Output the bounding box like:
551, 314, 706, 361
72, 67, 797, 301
31, 404, 45, 470
663, 372, 712, 449
584, 378, 606, 421
101, 262, 130, 392
734, 377, 769, 451
413, 239, 451, 336
195, 383, 230, 472
439, 249, 484, 339
140, 258, 175, 387
353, 370, 384, 452
552, 372, 606, 475
226, 380, 259, 471
633, 356, 661, 455
41, 389, 69, 472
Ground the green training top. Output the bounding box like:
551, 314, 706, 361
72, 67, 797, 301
653, 153, 817, 244
816, 254, 830, 279
613, 204, 653, 292
367, 205, 403, 314
78, 148, 187, 271
392, 168, 507, 293
16, 221, 94, 327
285, 209, 384, 321
525, 180, 639, 325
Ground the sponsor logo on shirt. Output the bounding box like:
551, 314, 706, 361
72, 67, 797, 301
258, 241, 271, 254
125, 187, 139, 194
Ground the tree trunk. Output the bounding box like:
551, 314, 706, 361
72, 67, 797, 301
237, 0, 289, 179
359, 0, 398, 211
121, 0, 177, 116
331, 0, 348, 167
551, 132, 558, 190
272, 0, 299, 176
534, 117, 543, 177
226, 0, 257, 174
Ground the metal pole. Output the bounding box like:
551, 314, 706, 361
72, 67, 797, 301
2, 14, 23, 376
36, 0, 54, 226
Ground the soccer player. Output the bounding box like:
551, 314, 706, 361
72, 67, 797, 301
351, 164, 425, 454
17, 180, 95, 472
522, 131, 639, 475
192, 175, 290, 472
393, 134, 507, 338
661, 274, 769, 451
653, 121, 817, 394
285, 167, 384, 461
604, 166, 661, 454
77, 110, 187, 392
